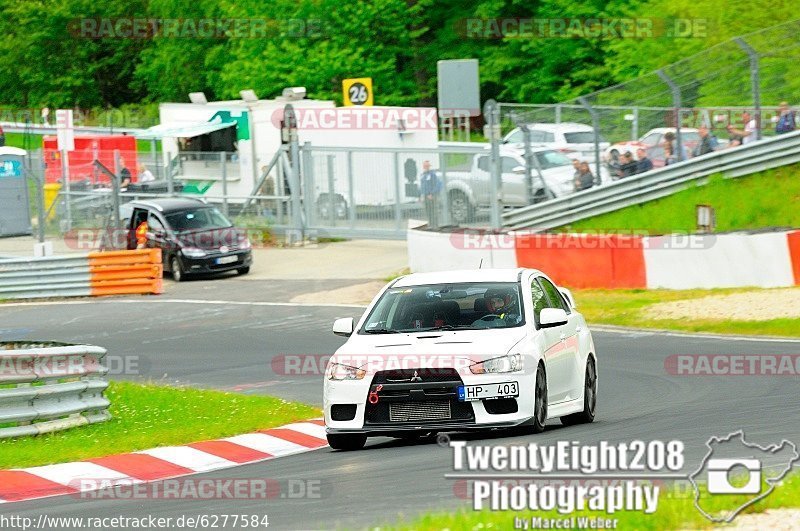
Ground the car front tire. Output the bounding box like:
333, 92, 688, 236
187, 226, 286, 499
327, 433, 367, 451
448, 190, 473, 224
561, 356, 597, 426
171, 255, 185, 282
237, 266, 250, 275
531, 363, 548, 433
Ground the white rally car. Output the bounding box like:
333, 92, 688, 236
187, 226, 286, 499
323, 269, 598, 450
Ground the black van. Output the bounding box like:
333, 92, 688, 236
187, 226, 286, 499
121, 198, 253, 281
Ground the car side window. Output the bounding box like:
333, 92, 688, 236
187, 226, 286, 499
501, 157, 518, 173
542, 132, 555, 142
505, 130, 523, 144
530, 279, 548, 326
641, 133, 661, 146
148, 213, 165, 234
530, 130, 545, 143
538, 277, 571, 314
477, 156, 489, 172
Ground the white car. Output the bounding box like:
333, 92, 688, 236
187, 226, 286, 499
503, 122, 610, 159
323, 269, 598, 450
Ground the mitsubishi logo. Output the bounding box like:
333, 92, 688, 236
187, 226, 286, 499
410, 370, 423, 382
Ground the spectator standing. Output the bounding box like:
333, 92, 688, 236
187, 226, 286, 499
636, 148, 653, 173
117, 156, 132, 188
41, 107, 50, 125
138, 164, 155, 182
693, 126, 719, 157
419, 160, 442, 229
776, 102, 796, 134
728, 112, 757, 144
574, 162, 594, 192
663, 132, 687, 164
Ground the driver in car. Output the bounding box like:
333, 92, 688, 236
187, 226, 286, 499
473, 289, 520, 327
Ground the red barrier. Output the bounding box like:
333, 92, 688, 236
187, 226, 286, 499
787, 231, 800, 286
514, 233, 647, 289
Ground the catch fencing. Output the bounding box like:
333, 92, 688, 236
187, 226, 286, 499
0, 249, 163, 299
0, 342, 110, 439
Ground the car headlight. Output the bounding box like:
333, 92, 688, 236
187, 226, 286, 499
470, 354, 522, 374
327, 362, 366, 381
239, 237, 252, 250
182, 247, 206, 258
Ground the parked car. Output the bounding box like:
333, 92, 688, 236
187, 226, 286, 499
323, 268, 598, 450
503, 122, 610, 159
445, 147, 607, 224
120, 197, 252, 281
605, 127, 701, 168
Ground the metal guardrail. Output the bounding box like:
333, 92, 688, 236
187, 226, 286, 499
502, 130, 800, 230
0, 342, 111, 439
0, 250, 163, 299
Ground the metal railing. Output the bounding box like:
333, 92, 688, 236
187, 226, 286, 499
502, 130, 800, 230
0, 342, 111, 439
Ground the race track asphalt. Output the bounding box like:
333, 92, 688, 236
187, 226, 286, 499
1, 280, 799, 529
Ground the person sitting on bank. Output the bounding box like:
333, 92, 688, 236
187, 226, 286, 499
574, 161, 594, 192
635, 148, 653, 174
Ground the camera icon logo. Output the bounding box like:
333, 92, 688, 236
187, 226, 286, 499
689, 430, 799, 523
706, 458, 761, 494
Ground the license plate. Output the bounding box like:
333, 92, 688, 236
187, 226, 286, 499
216, 255, 238, 265
458, 382, 519, 402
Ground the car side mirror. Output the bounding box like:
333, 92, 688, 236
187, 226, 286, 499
512, 165, 526, 174
539, 308, 568, 328
332, 317, 355, 337
559, 288, 576, 309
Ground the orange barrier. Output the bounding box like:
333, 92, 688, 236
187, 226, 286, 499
788, 231, 800, 286
514, 233, 647, 289
88, 249, 163, 296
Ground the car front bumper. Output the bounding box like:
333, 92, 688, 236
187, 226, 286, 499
182, 250, 252, 274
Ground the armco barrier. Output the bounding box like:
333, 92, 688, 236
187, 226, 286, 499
0, 249, 162, 299
409, 227, 800, 289
0, 342, 111, 439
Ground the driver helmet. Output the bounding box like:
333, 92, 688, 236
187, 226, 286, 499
484, 289, 514, 314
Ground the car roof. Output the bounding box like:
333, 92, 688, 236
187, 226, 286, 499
643, 127, 699, 134
393, 268, 541, 287
127, 197, 209, 213
520, 122, 593, 132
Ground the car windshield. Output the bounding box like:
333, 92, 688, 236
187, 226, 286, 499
166, 207, 233, 232
564, 131, 606, 144
360, 282, 525, 333
536, 150, 573, 169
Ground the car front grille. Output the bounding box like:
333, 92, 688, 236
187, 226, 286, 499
389, 401, 451, 422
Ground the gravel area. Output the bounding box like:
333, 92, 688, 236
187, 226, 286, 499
644, 288, 800, 321
727, 508, 800, 530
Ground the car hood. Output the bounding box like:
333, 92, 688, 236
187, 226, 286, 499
175, 227, 244, 250
332, 328, 527, 372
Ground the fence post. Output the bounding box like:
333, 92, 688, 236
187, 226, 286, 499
347, 150, 355, 228
220, 152, 229, 217
578, 97, 602, 185
393, 151, 402, 231
302, 142, 315, 226
284, 104, 304, 236
35, 154, 45, 243
734, 37, 761, 141
166, 151, 174, 195
151, 139, 159, 180
555, 104, 562, 124
440, 152, 450, 226
61, 150, 72, 232
520, 124, 552, 202
485, 99, 502, 230
632, 107, 639, 140
326, 154, 336, 225
657, 69, 683, 162
111, 150, 122, 230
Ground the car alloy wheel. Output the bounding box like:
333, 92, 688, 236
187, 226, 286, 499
532, 364, 548, 433
171, 256, 184, 282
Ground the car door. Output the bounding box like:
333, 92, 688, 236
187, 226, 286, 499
530, 278, 563, 405
500, 155, 527, 206
128, 207, 149, 250
146, 212, 171, 267
539, 277, 582, 403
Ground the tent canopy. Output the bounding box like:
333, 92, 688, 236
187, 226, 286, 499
137, 120, 236, 140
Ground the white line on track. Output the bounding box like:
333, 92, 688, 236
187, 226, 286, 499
0, 298, 367, 309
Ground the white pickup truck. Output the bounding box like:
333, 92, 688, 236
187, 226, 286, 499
441, 146, 606, 224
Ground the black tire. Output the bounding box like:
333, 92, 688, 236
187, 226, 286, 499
448, 190, 473, 224
531, 363, 548, 433
237, 266, 250, 275
327, 433, 367, 451
171, 255, 185, 282
561, 357, 597, 426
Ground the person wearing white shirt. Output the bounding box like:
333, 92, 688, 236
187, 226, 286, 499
728, 111, 758, 145
138, 164, 156, 182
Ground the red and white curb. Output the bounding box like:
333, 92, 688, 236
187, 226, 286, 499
0, 419, 327, 504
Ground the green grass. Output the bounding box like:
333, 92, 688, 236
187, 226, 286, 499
574, 288, 800, 337
564, 165, 800, 234
0, 381, 320, 469
388, 473, 800, 530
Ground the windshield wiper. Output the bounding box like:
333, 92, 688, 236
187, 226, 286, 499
363, 328, 400, 334
413, 324, 480, 332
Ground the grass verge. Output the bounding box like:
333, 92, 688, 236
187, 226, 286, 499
388, 473, 800, 530
563, 165, 800, 234
0, 381, 320, 469
574, 288, 800, 337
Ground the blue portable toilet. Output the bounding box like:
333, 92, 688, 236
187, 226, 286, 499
0, 147, 33, 237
